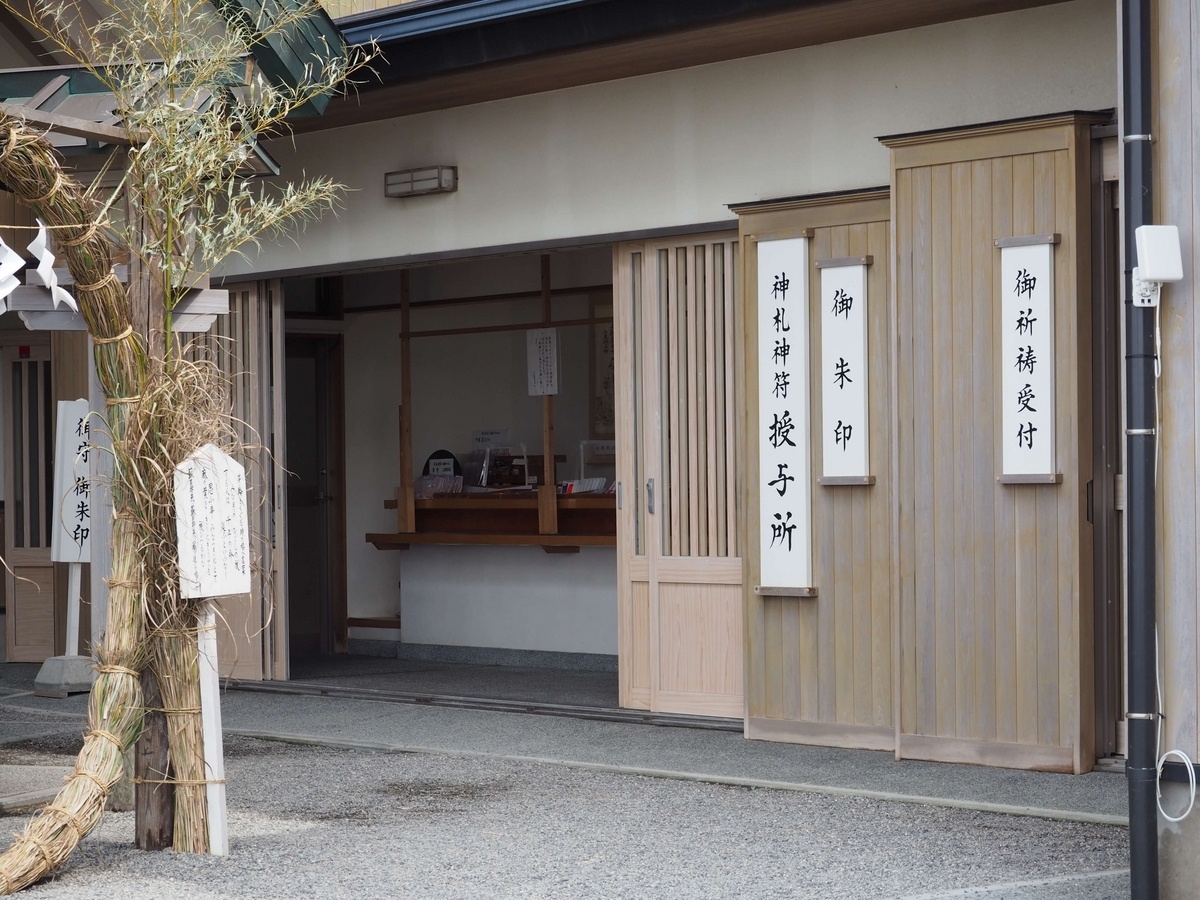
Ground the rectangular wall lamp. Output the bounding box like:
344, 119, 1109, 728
384, 165, 458, 198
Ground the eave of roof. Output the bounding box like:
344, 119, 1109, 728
303, 0, 1064, 132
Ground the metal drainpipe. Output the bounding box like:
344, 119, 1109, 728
1122, 0, 1158, 897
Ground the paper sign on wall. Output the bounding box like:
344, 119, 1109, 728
51, 398, 91, 564
1000, 242, 1055, 476
820, 263, 869, 478
175, 444, 251, 599
757, 238, 813, 590
472, 428, 510, 447
527, 328, 559, 396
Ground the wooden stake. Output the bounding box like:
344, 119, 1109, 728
135, 667, 174, 851
539, 254, 557, 535
197, 603, 228, 856
398, 269, 415, 533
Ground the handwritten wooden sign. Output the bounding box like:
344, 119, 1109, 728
51, 399, 91, 564
819, 262, 870, 479
174, 444, 251, 599
756, 237, 813, 591
999, 241, 1055, 477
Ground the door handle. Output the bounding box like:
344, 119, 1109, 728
646, 478, 655, 515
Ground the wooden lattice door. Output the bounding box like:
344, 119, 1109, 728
615, 234, 744, 718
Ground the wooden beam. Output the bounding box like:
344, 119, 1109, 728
135, 668, 174, 851
349, 283, 613, 314
0, 101, 142, 145
399, 315, 611, 341
0, 6, 57, 67
397, 268, 415, 533
538, 253, 557, 535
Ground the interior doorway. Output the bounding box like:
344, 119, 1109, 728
285, 334, 346, 658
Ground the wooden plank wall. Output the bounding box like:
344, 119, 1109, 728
186, 284, 280, 681
740, 192, 894, 750
886, 115, 1100, 773
1157, 0, 1200, 766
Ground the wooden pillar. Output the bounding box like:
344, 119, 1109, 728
127, 216, 173, 844
398, 269, 415, 533
538, 254, 558, 535
135, 668, 174, 850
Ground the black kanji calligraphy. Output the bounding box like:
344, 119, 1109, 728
74, 500, 89, 521
1017, 384, 1036, 413
773, 307, 790, 333
1017, 421, 1037, 450
772, 273, 789, 300
833, 357, 852, 390
1015, 268, 1036, 299
768, 463, 795, 497
769, 410, 796, 449
831, 288, 854, 319
1015, 308, 1037, 336
1015, 345, 1036, 374
773, 371, 790, 399
773, 338, 791, 366
835, 419, 853, 450
770, 511, 796, 551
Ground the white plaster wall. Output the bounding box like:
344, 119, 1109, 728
225, 0, 1117, 278
340, 249, 617, 654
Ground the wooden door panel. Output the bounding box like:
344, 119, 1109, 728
7, 567, 54, 661
658, 583, 743, 697
624, 581, 651, 708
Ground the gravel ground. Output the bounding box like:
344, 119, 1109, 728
1, 735, 1128, 900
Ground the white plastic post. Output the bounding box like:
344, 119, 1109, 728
197, 602, 228, 855
64, 561, 81, 657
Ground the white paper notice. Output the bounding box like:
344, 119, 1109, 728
1000, 243, 1055, 476
757, 238, 812, 591
51, 399, 91, 564
527, 328, 559, 396
175, 444, 251, 599
820, 264, 869, 479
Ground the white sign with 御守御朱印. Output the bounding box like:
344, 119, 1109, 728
757, 238, 812, 591
174, 444, 251, 599
51, 399, 91, 564
1000, 242, 1055, 477
820, 263, 869, 479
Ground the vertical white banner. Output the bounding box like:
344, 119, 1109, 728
819, 263, 869, 478
1000, 242, 1055, 476
51, 399, 91, 564
757, 238, 812, 590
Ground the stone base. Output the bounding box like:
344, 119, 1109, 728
33, 655, 96, 698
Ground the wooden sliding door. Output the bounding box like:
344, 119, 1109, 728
187, 281, 288, 680
615, 234, 743, 719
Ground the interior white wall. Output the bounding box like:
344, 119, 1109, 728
223, 0, 1116, 279
339, 248, 617, 654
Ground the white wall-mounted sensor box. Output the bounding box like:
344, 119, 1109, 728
1135, 225, 1183, 283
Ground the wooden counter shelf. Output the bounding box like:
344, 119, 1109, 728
371, 492, 616, 552
367, 531, 615, 550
